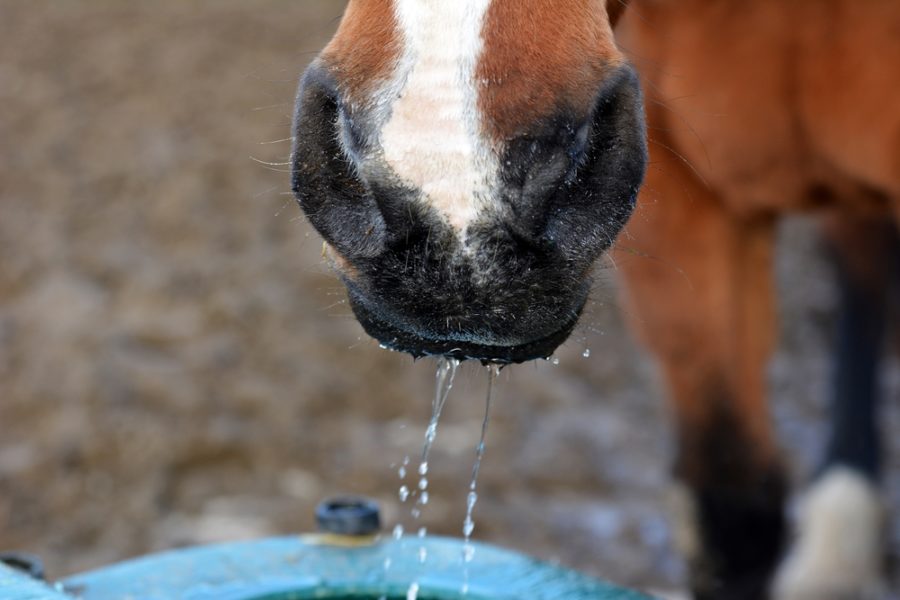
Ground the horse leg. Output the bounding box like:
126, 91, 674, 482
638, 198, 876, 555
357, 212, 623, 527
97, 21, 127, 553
615, 157, 785, 599
774, 215, 897, 600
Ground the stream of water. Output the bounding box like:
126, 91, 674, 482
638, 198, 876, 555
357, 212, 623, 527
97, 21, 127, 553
413, 357, 459, 519
384, 357, 500, 600
387, 359, 500, 600
390, 357, 460, 600
460, 363, 499, 595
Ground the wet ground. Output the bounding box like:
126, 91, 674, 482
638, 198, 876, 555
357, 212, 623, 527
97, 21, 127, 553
0, 2, 898, 596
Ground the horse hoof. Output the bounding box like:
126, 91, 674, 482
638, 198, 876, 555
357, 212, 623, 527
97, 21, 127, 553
774, 468, 886, 600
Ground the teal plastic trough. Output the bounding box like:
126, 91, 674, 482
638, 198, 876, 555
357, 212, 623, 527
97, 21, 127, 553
1, 535, 653, 600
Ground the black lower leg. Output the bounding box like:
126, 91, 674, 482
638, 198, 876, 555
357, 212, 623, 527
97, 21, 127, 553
677, 398, 787, 600
822, 223, 897, 479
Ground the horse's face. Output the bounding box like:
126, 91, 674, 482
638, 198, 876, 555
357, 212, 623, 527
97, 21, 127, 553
293, 0, 646, 363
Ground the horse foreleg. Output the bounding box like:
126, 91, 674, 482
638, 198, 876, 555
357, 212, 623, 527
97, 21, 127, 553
615, 159, 785, 599
774, 214, 896, 600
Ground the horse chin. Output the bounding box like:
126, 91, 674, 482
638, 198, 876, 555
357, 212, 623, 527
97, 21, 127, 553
346, 289, 585, 365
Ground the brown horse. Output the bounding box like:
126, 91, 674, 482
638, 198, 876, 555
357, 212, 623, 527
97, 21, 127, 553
291, 1, 900, 598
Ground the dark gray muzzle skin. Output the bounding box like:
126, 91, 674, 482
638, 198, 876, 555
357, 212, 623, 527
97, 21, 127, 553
292, 64, 648, 364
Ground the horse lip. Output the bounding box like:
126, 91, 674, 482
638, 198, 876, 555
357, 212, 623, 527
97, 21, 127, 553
346, 289, 585, 364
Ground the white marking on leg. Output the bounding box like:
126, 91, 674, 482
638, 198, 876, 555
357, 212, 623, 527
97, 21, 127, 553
379, 0, 497, 236
775, 467, 885, 600
668, 483, 702, 565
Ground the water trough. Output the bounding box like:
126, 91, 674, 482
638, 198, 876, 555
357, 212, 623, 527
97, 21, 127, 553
1, 498, 653, 600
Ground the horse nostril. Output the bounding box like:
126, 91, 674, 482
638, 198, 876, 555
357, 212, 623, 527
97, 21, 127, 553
540, 64, 648, 258
335, 108, 369, 165
292, 64, 387, 261
495, 134, 578, 239
493, 66, 646, 249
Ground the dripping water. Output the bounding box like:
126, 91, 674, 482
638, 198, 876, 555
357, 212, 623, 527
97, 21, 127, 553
406, 581, 420, 600
417, 357, 459, 510
412, 357, 459, 557
461, 363, 499, 595
397, 454, 411, 504
386, 455, 410, 587
390, 357, 459, 597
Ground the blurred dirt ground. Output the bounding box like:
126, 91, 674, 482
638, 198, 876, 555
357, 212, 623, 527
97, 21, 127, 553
0, 2, 898, 596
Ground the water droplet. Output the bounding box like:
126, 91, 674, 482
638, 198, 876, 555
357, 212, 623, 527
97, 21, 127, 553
418, 546, 428, 563
583, 349, 591, 358
418, 461, 429, 476
399, 485, 410, 502
392, 524, 404, 540
463, 543, 476, 562
467, 491, 478, 511
420, 491, 429, 505
463, 516, 474, 537
411, 508, 421, 519
550, 356, 560, 365
418, 477, 428, 491
418, 526, 427, 538
398, 466, 407, 479
407, 582, 419, 600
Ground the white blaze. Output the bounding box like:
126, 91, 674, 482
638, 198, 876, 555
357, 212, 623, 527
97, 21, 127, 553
380, 0, 496, 235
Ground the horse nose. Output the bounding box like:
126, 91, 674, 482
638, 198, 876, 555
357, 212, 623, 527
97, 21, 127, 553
291, 61, 647, 364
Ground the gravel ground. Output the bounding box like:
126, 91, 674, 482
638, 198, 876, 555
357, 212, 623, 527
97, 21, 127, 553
0, 2, 897, 596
